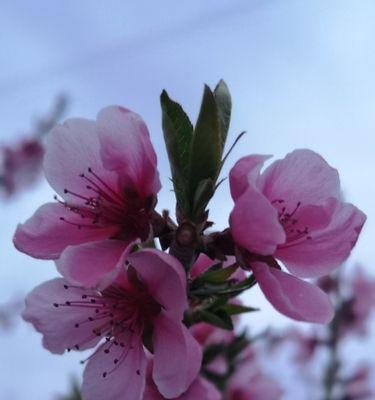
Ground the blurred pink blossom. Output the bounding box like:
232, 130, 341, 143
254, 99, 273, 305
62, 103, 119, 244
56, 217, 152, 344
23, 249, 201, 400
343, 364, 374, 400
0, 138, 44, 197
342, 268, 375, 336
225, 348, 283, 400
229, 149, 366, 323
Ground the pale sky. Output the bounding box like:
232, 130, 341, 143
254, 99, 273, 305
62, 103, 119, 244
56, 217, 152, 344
0, 1, 374, 398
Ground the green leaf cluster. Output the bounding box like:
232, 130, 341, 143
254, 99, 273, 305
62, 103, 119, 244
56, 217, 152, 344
187, 262, 258, 330
161, 80, 232, 223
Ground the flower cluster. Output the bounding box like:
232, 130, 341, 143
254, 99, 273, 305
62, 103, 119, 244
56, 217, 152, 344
14, 82, 366, 399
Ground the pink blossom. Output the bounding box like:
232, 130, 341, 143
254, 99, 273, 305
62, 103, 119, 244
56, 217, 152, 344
225, 348, 283, 400
287, 329, 321, 364
191, 321, 234, 348
344, 365, 374, 400
143, 359, 220, 400
22, 249, 201, 400
342, 268, 375, 335
0, 137, 44, 197
14, 107, 160, 288
229, 149, 366, 323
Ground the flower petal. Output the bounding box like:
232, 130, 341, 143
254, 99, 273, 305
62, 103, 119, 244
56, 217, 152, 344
22, 278, 103, 354
229, 154, 271, 200
44, 118, 118, 203
13, 203, 117, 259
127, 249, 187, 318
230, 187, 286, 255
276, 199, 366, 278
152, 313, 202, 398
259, 149, 340, 206
56, 240, 129, 289
251, 263, 334, 323
179, 377, 221, 400
97, 106, 161, 197
143, 365, 220, 400
81, 331, 147, 400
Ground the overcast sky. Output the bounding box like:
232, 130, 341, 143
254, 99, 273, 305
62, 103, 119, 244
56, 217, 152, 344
1, 1, 374, 398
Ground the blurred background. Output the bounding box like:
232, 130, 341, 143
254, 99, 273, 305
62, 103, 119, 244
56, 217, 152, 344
0, 1, 374, 399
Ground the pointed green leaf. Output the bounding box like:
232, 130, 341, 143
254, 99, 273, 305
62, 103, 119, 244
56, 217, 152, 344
199, 309, 233, 330
198, 263, 238, 284
160, 90, 193, 210
214, 79, 232, 147
221, 303, 259, 315
189, 85, 222, 201
192, 178, 214, 218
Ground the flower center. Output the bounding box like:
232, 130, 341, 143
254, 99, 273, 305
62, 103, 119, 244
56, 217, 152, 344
272, 199, 312, 248
56, 167, 153, 240
52, 279, 161, 378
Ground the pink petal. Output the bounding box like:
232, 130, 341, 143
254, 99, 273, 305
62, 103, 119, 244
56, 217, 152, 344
251, 263, 334, 323
191, 255, 245, 282
229, 154, 271, 200
143, 365, 220, 400
152, 313, 202, 398
259, 149, 341, 206
13, 203, 117, 259
97, 106, 161, 197
81, 332, 147, 400
276, 199, 366, 278
127, 249, 187, 318
230, 187, 286, 255
56, 240, 129, 289
178, 377, 220, 400
190, 254, 214, 277
44, 118, 118, 203
22, 278, 102, 354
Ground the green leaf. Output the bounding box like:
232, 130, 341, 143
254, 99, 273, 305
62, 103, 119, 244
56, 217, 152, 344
202, 343, 226, 365
188, 85, 222, 209
160, 90, 193, 211
221, 303, 259, 315
214, 79, 232, 147
191, 178, 215, 219
198, 309, 233, 330
197, 263, 238, 284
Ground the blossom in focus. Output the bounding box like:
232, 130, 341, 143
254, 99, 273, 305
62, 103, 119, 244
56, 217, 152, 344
229, 149, 366, 323
224, 347, 283, 400
143, 359, 220, 400
14, 106, 160, 288
22, 249, 201, 400
0, 137, 44, 197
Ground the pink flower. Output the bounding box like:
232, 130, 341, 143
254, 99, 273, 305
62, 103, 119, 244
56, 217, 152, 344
14, 106, 160, 288
342, 267, 375, 336
22, 249, 201, 400
229, 149, 366, 323
288, 329, 321, 364
344, 365, 374, 400
225, 348, 283, 400
143, 359, 220, 400
0, 137, 44, 197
